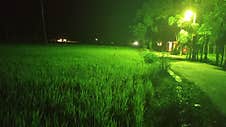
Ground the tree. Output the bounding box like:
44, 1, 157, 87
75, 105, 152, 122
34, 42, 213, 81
177, 29, 190, 55
131, 0, 182, 49
204, 0, 226, 65
168, 0, 226, 63
132, 0, 226, 67
197, 24, 212, 62
168, 12, 200, 59
130, 22, 148, 48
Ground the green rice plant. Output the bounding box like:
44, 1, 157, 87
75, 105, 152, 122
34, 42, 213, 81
0, 44, 161, 127
143, 51, 159, 64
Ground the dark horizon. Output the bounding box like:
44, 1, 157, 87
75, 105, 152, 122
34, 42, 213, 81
0, 0, 143, 43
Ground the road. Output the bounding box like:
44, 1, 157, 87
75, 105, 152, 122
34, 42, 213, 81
171, 61, 226, 115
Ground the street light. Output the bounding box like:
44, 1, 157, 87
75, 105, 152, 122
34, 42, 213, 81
183, 9, 197, 60
184, 10, 196, 23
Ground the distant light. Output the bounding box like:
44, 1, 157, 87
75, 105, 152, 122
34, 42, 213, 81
184, 10, 194, 22
157, 42, 162, 46
95, 38, 98, 41
183, 48, 187, 53
194, 103, 201, 107
63, 39, 67, 42
133, 41, 139, 46
57, 38, 63, 42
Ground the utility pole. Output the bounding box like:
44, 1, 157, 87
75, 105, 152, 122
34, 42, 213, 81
40, 0, 48, 43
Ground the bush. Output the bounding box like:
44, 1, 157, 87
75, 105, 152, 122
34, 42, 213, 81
143, 52, 170, 73
143, 52, 159, 64
160, 55, 170, 72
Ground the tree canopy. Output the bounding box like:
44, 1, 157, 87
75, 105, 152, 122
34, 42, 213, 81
131, 0, 226, 49
131, 0, 226, 66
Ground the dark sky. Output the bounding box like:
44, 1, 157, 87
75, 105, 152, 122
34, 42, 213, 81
0, 0, 143, 42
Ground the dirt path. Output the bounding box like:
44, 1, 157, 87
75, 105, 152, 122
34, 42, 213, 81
171, 61, 226, 115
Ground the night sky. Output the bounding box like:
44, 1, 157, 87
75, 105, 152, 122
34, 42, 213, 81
0, 0, 143, 43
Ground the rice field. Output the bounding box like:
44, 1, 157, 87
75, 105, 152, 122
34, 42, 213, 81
0, 44, 161, 127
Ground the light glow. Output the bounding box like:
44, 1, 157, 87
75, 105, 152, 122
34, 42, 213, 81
63, 39, 67, 42
133, 41, 139, 46
184, 10, 194, 22
183, 48, 187, 53
57, 38, 67, 43
157, 42, 162, 46
57, 38, 63, 42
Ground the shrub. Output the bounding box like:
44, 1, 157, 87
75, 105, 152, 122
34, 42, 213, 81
160, 55, 170, 72
143, 52, 159, 64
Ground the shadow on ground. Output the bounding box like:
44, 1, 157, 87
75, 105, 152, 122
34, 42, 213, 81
144, 72, 226, 127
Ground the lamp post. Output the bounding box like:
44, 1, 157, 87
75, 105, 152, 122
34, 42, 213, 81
184, 9, 197, 60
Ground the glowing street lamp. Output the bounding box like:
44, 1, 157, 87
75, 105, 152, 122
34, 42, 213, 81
184, 10, 193, 21
184, 10, 196, 23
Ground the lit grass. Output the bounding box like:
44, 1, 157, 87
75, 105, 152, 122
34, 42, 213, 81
0, 44, 161, 127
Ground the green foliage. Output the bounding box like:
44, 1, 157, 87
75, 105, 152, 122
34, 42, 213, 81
143, 52, 170, 72
143, 52, 159, 64
223, 60, 226, 70
0, 45, 162, 127
197, 24, 212, 36
132, 0, 226, 56
130, 23, 146, 41
178, 29, 190, 44
166, 0, 226, 62
160, 55, 171, 72
131, 0, 183, 48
